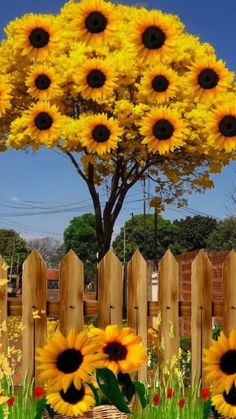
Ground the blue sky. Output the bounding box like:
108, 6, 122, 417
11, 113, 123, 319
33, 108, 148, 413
0, 0, 235, 240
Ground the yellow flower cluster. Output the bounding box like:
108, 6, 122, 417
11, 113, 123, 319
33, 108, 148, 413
0, 0, 234, 169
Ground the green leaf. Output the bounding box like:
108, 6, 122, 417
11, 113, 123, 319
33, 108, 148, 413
117, 372, 135, 403
45, 403, 57, 419
34, 397, 47, 419
203, 399, 212, 419
133, 381, 148, 409
96, 368, 131, 414
88, 383, 100, 406
210, 403, 221, 419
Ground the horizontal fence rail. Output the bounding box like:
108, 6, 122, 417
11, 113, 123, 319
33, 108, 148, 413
0, 248, 235, 386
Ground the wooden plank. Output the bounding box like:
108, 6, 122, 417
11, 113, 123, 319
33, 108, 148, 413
127, 250, 147, 381
191, 250, 212, 385
159, 250, 179, 362
59, 250, 84, 335
0, 256, 8, 354
223, 250, 236, 336
98, 250, 123, 328
22, 250, 47, 385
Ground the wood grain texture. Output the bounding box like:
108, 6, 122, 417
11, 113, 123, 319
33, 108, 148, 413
223, 250, 236, 336
159, 250, 179, 362
191, 250, 212, 385
0, 256, 8, 353
59, 250, 84, 335
127, 250, 147, 381
98, 250, 123, 328
22, 250, 47, 385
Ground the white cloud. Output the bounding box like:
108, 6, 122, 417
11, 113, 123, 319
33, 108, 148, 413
10, 196, 20, 203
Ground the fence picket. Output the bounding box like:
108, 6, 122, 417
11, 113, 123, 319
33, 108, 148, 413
22, 250, 47, 384
0, 256, 8, 354
223, 250, 236, 335
59, 250, 84, 335
98, 250, 123, 328
159, 250, 179, 363
191, 250, 212, 385
127, 250, 147, 381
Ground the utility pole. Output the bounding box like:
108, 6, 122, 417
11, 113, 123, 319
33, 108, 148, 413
123, 225, 126, 263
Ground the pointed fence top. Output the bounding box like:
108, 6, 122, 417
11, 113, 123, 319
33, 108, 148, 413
61, 249, 83, 265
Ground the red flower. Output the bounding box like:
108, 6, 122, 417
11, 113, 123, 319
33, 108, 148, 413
34, 387, 44, 399
201, 387, 210, 400
7, 397, 15, 407
167, 388, 174, 398
178, 399, 185, 408
153, 393, 159, 406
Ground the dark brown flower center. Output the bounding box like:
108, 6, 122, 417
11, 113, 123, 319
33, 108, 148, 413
60, 383, 85, 405
35, 74, 51, 90
152, 75, 169, 92
142, 26, 166, 50
56, 349, 83, 373
92, 124, 110, 143
220, 349, 236, 375
153, 119, 174, 140
223, 384, 236, 406
104, 341, 128, 361
29, 28, 50, 48
198, 68, 219, 89
87, 69, 106, 88
35, 112, 53, 130
219, 115, 236, 138
85, 11, 107, 34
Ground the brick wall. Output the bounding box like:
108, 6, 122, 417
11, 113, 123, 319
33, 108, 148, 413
175, 250, 229, 336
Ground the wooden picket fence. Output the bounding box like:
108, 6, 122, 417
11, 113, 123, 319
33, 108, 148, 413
0, 248, 236, 387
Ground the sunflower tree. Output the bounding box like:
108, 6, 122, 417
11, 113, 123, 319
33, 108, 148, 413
0, 0, 236, 259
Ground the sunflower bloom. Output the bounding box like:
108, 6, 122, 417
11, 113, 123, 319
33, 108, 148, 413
26, 64, 61, 100
79, 114, 123, 156
207, 102, 236, 152
212, 384, 236, 419
203, 329, 236, 393
15, 14, 59, 59
140, 107, 187, 154
131, 10, 183, 61
72, 0, 118, 44
0, 78, 12, 116
186, 57, 234, 102
36, 329, 106, 392
47, 382, 95, 417
92, 325, 147, 374
139, 64, 179, 103
73, 58, 117, 102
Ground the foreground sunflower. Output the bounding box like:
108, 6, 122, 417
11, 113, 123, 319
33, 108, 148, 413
139, 64, 179, 103
36, 329, 105, 392
92, 325, 147, 374
47, 382, 95, 418
186, 57, 234, 102
73, 0, 118, 44
74, 58, 117, 101
212, 384, 236, 418
15, 14, 59, 59
131, 10, 182, 61
26, 64, 61, 100
203, 329, 236, 393
79, 114, 123, 156
207, 102, 236, 152
140, 107, 186, 154
24, 102, 63, 145
0, 78, 12, 116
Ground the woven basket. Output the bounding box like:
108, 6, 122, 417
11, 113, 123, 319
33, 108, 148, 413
43, 405, 131, 418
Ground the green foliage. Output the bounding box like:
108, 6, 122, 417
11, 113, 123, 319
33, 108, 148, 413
206, 217, 236, 251
112, 214, 177, 261
96, 368, 131, 414
34, 397, 47, 419
172, 215, 217, 254
0, 229, 28, 273
63, 213, 98, 286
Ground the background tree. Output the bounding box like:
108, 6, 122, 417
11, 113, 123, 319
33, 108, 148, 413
26, 236, 65, 268
206, 217, 236, 251
112, 214, 177, 261
172, 215, 217, 253
1, 1, 236, 259
63, 213, 97, 286
0, 229, 28, 274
